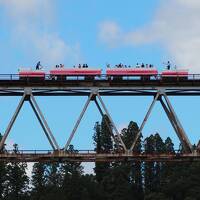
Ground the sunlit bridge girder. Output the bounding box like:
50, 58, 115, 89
0, 150, 200, 162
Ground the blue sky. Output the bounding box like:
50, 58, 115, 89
0, 0, 200, 155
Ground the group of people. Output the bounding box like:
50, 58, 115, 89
35, 61, 172, 70
55, 64, 64, 68
136, 63, 154, 68
106, 63, 154, 68
73, 64, 89, 68
35, 61, 65, 70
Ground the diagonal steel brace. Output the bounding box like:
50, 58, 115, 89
96, 93, 127, 151
130, 92, 160, 151
94, 99, 120, 149
30, 94, 60, 150
0, 94, 26, 150
29, 99, 57, 150
162, 93, 192, 153
64, 93, 93, 150
159, 97, 180, 136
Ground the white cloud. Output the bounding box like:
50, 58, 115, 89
0, 0, 82, 66
98, 0, 200, 72
99, 21, 123, 48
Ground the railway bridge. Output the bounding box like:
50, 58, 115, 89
0, 74, 200, 162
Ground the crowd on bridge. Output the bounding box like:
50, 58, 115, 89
35, 61, 172, 70
106, 63, 155, 68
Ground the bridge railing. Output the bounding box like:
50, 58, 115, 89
0, 149, 184, 155
1, 74, 200, 82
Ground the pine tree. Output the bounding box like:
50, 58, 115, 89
5, 144, 29, 200
144, 135, 155, 193
120, 121, 143, 199
153, 133, 165, 191
31, 162, 47, 200
61, 145, 84, 200
0, 133, 7, 199
93, 115, 113, 183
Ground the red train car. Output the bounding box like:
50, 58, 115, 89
106, 68, 158, 80
19, 68, 45, 80
49, 68, 102, 80
161, 69, 188, 80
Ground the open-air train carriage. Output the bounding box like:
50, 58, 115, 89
18, 68, 45, 80
106, 68, 158, 80
18, 66, 190, 81
49, 68, 102, 80
161, 69, 189, 80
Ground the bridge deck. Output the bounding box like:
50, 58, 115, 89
0, 75, 200, 96
0, 151, 200, 162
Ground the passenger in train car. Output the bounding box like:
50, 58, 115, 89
136, 63, 140, 68
78, 64, 81, 68
85, 64, 88, 68
128, 65, 131, 68
106, 64, 110, 68
36, 61, 41, 70
149, 64, 153, 68
167, 61, 171, 70
141, 63, 145, 68
60, 64, 64, 68
146, 64, 149, 68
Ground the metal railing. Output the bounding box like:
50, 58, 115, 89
0, 149, 184, 155
0, 74, 200, 81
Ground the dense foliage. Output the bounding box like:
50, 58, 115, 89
0, 117, 200, 200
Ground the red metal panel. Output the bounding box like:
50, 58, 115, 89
106, 68, 158, 76
19, 70, 45, 77
162, 70, 188, 77
50, 68, 102, 76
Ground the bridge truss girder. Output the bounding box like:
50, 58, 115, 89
0, 87, 195, 158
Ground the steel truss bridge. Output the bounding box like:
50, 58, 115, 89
0, 74, 200, 162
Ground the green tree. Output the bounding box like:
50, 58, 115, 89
0, 133, 7, 200
5, 144, 29, 200
93, 115, 113, 183
144, 135, 155, 193
61, 145, 84, 200
31, 162, 47, 200
120, 121, 143, 199
153, 133, 165, 192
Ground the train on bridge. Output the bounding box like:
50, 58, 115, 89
18, 65, 189, 81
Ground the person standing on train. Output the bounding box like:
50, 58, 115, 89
36, 61, 41, 70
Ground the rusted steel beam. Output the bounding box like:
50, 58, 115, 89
0, 152, 200, 162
